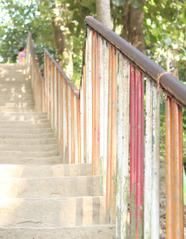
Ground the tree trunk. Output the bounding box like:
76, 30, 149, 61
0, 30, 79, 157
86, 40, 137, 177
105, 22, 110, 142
123, 0, 145, 52
96, 0, 113, 29
52, 17, 65, 58
50, 0, 65, 60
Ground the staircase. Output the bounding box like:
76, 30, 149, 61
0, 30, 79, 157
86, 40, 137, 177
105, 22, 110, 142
0, 64, 115, 238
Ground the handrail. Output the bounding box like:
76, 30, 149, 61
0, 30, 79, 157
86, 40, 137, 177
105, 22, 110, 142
44, 50, 80, 97
85, 16, 186, 107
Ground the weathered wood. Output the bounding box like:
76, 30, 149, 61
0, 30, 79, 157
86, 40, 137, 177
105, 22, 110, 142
166, 97, 184, 239
130, 65, 144, 239
116, 53, 130, 238
144, 79, 160, 239
85, 29, 93, 164
99, 38, 109, 195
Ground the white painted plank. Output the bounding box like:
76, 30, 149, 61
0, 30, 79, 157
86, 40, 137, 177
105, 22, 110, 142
144, 79, 160, 239
116, 53, 130, 239
99, 38, 109, 193
85, 29, 93, 164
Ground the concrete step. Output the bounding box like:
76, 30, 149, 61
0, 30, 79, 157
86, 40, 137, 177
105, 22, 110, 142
0, 156, 61, 164
0, 127, 53, 134
0, 99, 34, 103
0, 197, 106, 227
0, 103, 34, 108
0, 138, 56, 145
0, 164, 91, 177
0, 144, 58, 151
0, 176, 102, 198
0, 150, 59, 158
0, 112, 47, 118
0, 119, 48, 124
0, 133, 56, 139
0, 122, 50, 128
0, 108, 35, 112
0, 225, 115, 239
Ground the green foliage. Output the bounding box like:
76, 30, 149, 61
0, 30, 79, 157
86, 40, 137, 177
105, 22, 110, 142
0, 0, 54, 63
144, 0, 186, 78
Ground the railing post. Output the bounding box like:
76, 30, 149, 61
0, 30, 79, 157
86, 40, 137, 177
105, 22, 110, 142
166, 97, 184, 239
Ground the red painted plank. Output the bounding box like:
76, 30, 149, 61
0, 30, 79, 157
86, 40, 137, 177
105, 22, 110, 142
130, 65, 144, 238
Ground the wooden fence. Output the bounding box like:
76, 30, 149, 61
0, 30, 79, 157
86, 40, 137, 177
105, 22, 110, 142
26, 17, 186, 239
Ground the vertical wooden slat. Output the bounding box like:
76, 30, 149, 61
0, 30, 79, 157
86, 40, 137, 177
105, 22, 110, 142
74, 96, 78, 163
66, 85, 69, 163
71, 91, 75, 164
77, 98, 81, 163
85, 29, 93, 164
116, 54, 130, 238
92, 32, 100, 175
62, 79, 67, 162
58, 73, 63, 155
166, 97, 184, 239
106, 44, 117, 221
51, 63, 54, 129
130, 65, 144, 239
80, 66, 86, 163
144, 79, 160, 239
99, 38, 109, 195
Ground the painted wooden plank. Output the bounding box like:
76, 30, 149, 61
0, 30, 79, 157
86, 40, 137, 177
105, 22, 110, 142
77, 98, 81, 163
80, 66, 86, 163
63, 80, 67, 162
71, 91, 75, 164
54, 65, 58, 134
68, 87, 72, 163
92, 32, 100, 175
116, 53, 130, 239
74, 96, 78, 164
106, 44, 117, 221
166, 98, 184, 239
99, 38, 109, 195
85, 28, 93, 164
58, 73, 63, 156
144, 79, 160, 239
130, 65, 144, 239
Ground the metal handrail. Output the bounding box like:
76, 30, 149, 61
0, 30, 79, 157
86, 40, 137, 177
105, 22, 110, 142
85, 16, 186, 107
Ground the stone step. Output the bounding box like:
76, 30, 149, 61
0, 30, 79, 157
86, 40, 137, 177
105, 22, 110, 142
0, 176, 102, 198
0, 197, 106, 227
0, 156, 61, 164
0, 144, 58, 151
0, 164, 91, 177
0, 225, 115, 239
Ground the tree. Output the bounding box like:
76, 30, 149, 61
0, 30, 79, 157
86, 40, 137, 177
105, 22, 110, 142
96, 0, 113, 29
122, 0, 145, 52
